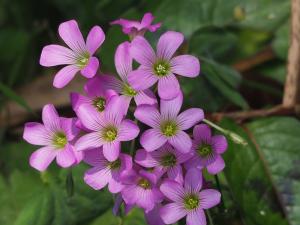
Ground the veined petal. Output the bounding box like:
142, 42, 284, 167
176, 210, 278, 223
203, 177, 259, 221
212, 135, 228, 154
29, 146, 57, 171
186, 209, 206, 225
135, 149, 159, 167
115, 42, 132, 81
145, 204, 165, 225
104, 96, 125, 125
170, 55, 200, 77
86, 25, 105, 55
168, 165, 184, 184
207, 155, 225, 175
103, 141, 120, 162
160, 180, 185, 201
80, 57, 99, 78
160, 203, 186, 224
70, 93, 90, 111
76, 105, 105, 131
177, 108, 204, 130
75, 132, 104, 151
128, 68, 158, 91
60, 117, 79, 141
130, 36, 156, 66
84, 166, 111, 190
40, 44, 76, 67
157, 73, 180, 100
134, 105, 160, 128
184, 168, 202, 193
42, 104, 61, 132
89, 75, 123, 94
160, 91, 183, 119
56, 144, 76, 168
140, 129, 167, 152
199, 189, 221, 209
108, 178, 124, 193
157, 31, 184, 60
58, 20, 86, 53
23, 122, 52, 145
168, 131, 192, 153
118, 119, 139, 141
53, 65, 80, 88
134, 89, 157, 106
193, 124, 211, 142
141, 12, 154, 26
83, 148, 106, 167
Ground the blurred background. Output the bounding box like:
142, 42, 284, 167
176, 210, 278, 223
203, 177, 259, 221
0, 0, 299, 225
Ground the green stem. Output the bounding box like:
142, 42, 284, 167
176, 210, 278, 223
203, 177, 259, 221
214, 174, 225, 211
206, 210, 215, 225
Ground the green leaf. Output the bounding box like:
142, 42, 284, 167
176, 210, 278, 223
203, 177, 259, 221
272, 20, 289, 60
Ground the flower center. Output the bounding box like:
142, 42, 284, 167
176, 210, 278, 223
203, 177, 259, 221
153, 61, 170, 77
161, 121, 178, 137
160, 153, 177, 167
123, 84, 137, 97
108, 159, 121, 170
76, 52, 90, 69
184, 194, 200, 210
53, 132, 67, 149
93, 97, 106, 112
138, 178, 151, 189
197, 144, 212, 157
103, 127, 118, 142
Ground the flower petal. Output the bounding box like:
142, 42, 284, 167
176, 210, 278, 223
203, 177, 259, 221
141, 12, 154, 26
29, 146, 57, 171
206, 155, 225, 175
84, 166, 111, 190
53, 65, 80, 88
157, 31, 184, 60
160, 180, 185, 201
130, 36, 156, 66
128, 68, 158, 91
23, 122, 52, 145
115, 41, 132, 81
76, 105, 105, 131
184, 168, 203, 193
40, 44, 76, 67
60, 117, 79, 141
140, 129, 167, 152
177, 108, 204, 130
186, 209, 206, 225
170, 55, 200, 77
134, 89, 157, 106
75, 132, 104, 151
134, 105, 160, 128
193, 124, 211, 142
199, 189, 221, 209
42, 104, 61, 132
135, 149, 159, 167
103, 141, 120, 162
118, 119, 139, 141
212, 135, 228, 154
93, 75, 124, 94
104, 96, 125, 125
145, 204, 165, 225
58, 20, 86, 52
160, 203, 186, 224
56, 144, 76, 168
80, 57, 99, 78
83, 148, 105, 166
168, 165, 184, 184
86, 25, 105, 55
168, 131, 192, 153
158, 73, 180, 100
108, 178, 124, 193
160, 91, 183, 119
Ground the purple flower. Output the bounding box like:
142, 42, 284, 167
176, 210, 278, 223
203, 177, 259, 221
111, 12, 161, 38
185, 124, 228, 175
134, 92, 204, 153
75, 96, 139, 161
128, 31, 200, 100
145, 204, 165, 225
135, 143, 191, 184
160, 168, 221, 225
121, 169, 163, 212
23, 104, 80, 171
83, 148, 132, 193
40, 20, 105, 88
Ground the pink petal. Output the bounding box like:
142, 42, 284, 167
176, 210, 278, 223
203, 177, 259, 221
76, 105, 105, 131
193, 124, 211, 142
140, 129, 167, 152
160, 203, 186, 224
168, 131, 192, 153
145, 204, 165, 225
184, 156, 204, 170
186, 209, 206, 225
104, 96, 125, 125
134, 105, 160, 128
207, 155, 225, 175
70, 93, 89, 111
184, 168, 203, 193
118, 119, 139, 141
141, 12, 154, 26
135, 188, 156, 212
53, 65, 80, 88
199, 189, 221, 209
60, 117, 79, 141
160, 91, 183, 119
29, 146, 57, 171
23, 122, 51, 145
119, 95, 131, 116
39, 44, 76, 67
158, 73, 180, 100
170, 55, 200, 77
212, 135, 228, 154
84, 166, 111, 190
86, 25, 105, 55
103, 141, 120, 162
83, 148, 105, 166
56, 144, 76, 168
135, 149, 159, 167
168, 165, 184, 184
130, 36, 156, 66
160, 180, 185, 201
119, 153, 133, 171
75, 132, 104, 151
128, 68, 158, 91
122, 185, 139, 205
177, 108, 204, 130
115, 41, 132, 81
108, 178, 124, 193
42, 104, 61, 132
92, 75, 123, 94
80, 57, 99, 78
157, 31, 184, 60
58, 20, 86, 53
134, 89, 157, 106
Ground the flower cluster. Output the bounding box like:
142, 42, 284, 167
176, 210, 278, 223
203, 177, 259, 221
23, 13, 228, 225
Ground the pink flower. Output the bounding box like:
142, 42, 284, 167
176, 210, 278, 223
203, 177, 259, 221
145, 204, 165, 225
135, 143, 192, 184
75, 96, 139, 161
134, 92, 204, 153
185, 124, 228, 175
40, 20, 105, 88
121, 169, 164, 212
23, 104, 80, 171
128, 31, 200, 100
160, 168, 221, 225
111, 12, 161, 38
95, 41, 157, 113
83, 148, 132, 193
